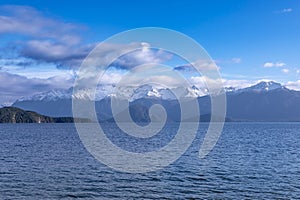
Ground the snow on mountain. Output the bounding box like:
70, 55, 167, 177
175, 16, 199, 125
224, 87, 237, 93
14, 81, 288, 103
15, 84, 208, 103
236, 81, 285, 93
129, 84, 159, 100
114, 84, 205, 101
102, 84, 209, 101
15, 84, 117, 102
0, 102, 12, 108
16, 88, 73, 102
129, 85, 183, 101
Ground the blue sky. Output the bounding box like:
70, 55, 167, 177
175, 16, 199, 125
0, 0, 299, 104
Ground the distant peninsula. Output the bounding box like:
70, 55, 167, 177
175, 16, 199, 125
0, 107, 91, 123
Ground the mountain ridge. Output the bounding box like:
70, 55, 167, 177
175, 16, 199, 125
11, 81, 300, 122
13, 81, 295, 104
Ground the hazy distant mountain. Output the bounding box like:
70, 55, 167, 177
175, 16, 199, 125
0, 107, 91, 123
11, 81, 300, 122
225, 82, 300, 121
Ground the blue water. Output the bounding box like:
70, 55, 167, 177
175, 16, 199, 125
0, 123, 300, 199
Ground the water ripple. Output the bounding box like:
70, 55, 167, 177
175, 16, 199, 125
0, 123, 300, 199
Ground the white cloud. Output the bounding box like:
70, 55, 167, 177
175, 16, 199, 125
213, 57, 241, 65
115, 64, 185, 88
281, 68, 290, 73
276, 62, 287, 67
0, 5, 84, 42
189, 76, 227, 92
20, 40, 94, 68
21, 40, 173, 70
221, 79, 254, 89
0, 5, 173, 71
0, 5, 93, 69
264, 62, 275, 67
174, 59, 220, 73
111, 44, 173, 70
190, 76, 213, 88
99, 71, 123, 85
231, 57, 241, 64
0, 71, 74, 105
281, 8, 293, 13
263, 61, 286, 68
285, 80, 300, 91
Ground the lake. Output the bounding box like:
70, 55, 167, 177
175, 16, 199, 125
0, 123, 299, 199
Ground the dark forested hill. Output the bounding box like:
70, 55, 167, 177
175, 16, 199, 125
0, 107, 90, 123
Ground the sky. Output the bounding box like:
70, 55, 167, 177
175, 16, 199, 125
0, 0, 299, 105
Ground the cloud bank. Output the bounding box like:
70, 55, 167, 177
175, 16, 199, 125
0, 71, 74, 105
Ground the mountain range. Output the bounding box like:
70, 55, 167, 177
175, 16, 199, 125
11, 81, 300, 122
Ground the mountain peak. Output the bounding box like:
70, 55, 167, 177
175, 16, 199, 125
234, 81, 286, 94
250, 81, 283, 91
255, 80, 281, 86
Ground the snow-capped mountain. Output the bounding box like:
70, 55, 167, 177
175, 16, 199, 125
15, 85, 116, 102
224, 87, 237, 93
15, 84, 209, 103
235, 81, 285, 93
0, 102, 12, 108
127, 85, 175, 101
16, 88, 74, 102
127, 84, 208, 101
14, 81, 288, 104
12, 81, 300, 121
